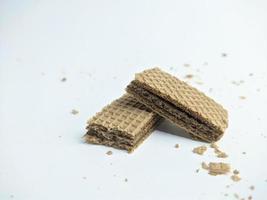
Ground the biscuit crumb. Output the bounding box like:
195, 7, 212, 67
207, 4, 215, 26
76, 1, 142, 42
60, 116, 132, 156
203, 62, 208, 66
82, 176, 87, 180
183, 63, 190, 67
239, 96, 246, 100
210, 143, 228, 158
185, 74, 194, 79
249, 185, 255, 190
242, 151, 246, 155
231, 174, 241, 182
106, 151, 113, 155
224, 193, 228, 197
234, 193, 239, 199
208, 88, 213, 92
210, 143, 219, 149
193, 146, 207, 155
196, 169, 200, 173
174, 144, 179, 148
61, 77, 67, 82
201, 162, 209, 170
71, 109, 79, 115
202, 162, 230, 176
216, 151, 228, 158
248, 195, 252, 200
233, 169, 239, 175
124, 178, 128, 182
249, 73, 253, 76
221, 53, 227, 57
169, 67, 174, 70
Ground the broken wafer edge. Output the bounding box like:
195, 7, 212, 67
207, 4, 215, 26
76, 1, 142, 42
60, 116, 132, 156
84, 94, 161, 153
126, 67, 228, 142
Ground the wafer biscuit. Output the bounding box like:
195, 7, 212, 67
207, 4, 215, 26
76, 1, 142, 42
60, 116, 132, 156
126, 68, 228, 142
84, 94, 161, 152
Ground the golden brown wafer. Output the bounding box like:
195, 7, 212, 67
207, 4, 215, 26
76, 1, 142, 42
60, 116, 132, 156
126, 68, 228, 142
84, 94, 161, 152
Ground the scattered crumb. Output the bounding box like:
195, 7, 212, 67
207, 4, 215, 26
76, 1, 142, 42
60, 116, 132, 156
106, 150, 113, 155
110, 163, 112, 165
71, 109, 79, 115
203, 62, 208, 66
202, 162, 230, 176
196, 169, 200, 173
249, 73, 253, 76
201, 162, 209, 170
242, 151, 246, 155
10, 195, 14, 198
112, 76, 117, 80
234, 193, 239, 199
249, 185, 255, 190
169, 67, 174, 70
58, 135, 62, 138
185, 74, 194, 79
210, 143, 228, 158
61, 77, 67, 82
82, 176, 87, 180
231, 174, 241, 182
233, 169, 239, 175
231, 80, 245, 86
193, 146, 207, 155
183, 63, 190, 67
239, 96, 246, 100
210, 143, 219, 149
208, 88, 213, 92
41, 72, 45, 76
174, 144, 179, 148
226, 185, 230, 188
224, 193, 228, 197
248, 195, 252, 200
231, 81, 238, 85
221, 53, 227, 57
240, 198, 245, 200
124, 178, 128, 182
217, 151, 228, 158
256, 88, 260, 92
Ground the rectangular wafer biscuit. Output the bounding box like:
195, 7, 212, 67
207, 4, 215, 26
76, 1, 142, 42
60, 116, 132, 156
84, 94, 161, 152
126, 68, 228, 142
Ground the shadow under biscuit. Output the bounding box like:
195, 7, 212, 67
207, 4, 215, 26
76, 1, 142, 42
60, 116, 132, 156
156, 119, 192, 140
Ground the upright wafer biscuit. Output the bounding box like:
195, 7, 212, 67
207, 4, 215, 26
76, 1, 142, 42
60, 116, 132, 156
84, 94, 161, 152
126, 68, 228, 142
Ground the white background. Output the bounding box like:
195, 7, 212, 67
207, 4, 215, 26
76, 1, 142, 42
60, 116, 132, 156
1, 0, 267, 199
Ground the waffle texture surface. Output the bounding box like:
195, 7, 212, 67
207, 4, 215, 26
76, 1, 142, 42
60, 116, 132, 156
133, 68, 228, 132
87, 94, 159, 137
85, 94, 161, 152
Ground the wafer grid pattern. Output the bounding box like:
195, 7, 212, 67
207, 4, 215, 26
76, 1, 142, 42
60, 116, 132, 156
88, 95, 158, 137
135, 68, 228, 131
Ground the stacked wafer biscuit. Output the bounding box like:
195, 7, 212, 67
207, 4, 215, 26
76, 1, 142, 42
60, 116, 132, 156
84, 67, 228, 152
